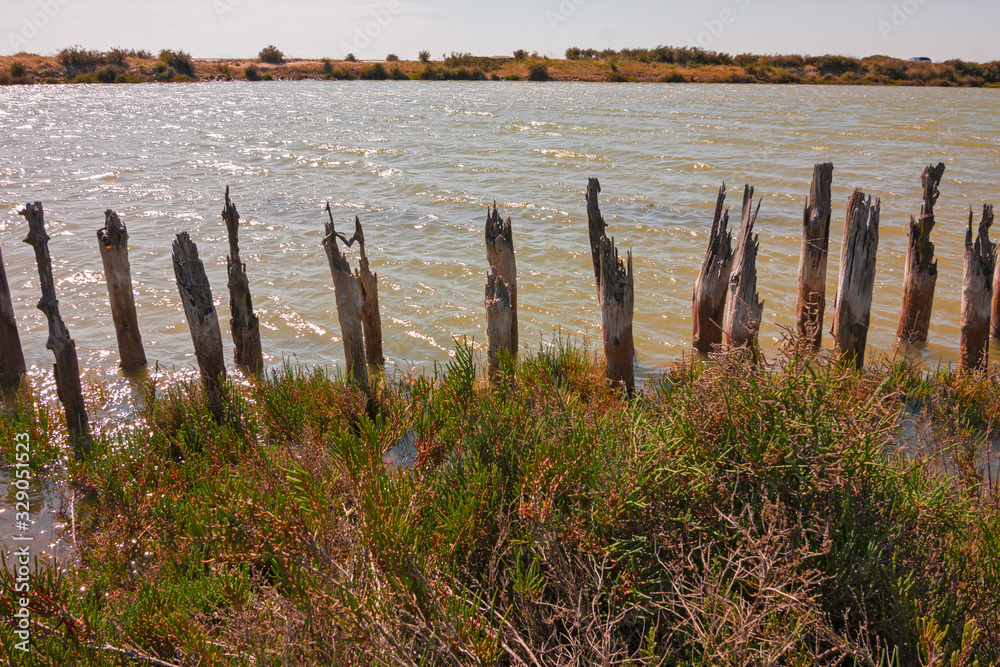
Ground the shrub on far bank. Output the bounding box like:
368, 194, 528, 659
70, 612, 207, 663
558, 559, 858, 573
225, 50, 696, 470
259, 45, 285, 64
345, 53, 357, 62
528, 64, 550, 81
159, 49, 195, 77
359, 63, 389, 80
386, 53, 399, 62
244, 64, 262, 81
418, 50, 430, 63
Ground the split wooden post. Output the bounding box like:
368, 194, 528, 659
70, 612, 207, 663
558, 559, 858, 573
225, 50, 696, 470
485, 267, 513, 381
585, 178, 635, 394
485, 203, 518, 356
897, 163, 946, 344
322, 204, 368, 390
795, 163, 834, 346
20, 203, 91, 453
351, 216, 384, 367
991, 216, 1000, 340
832, 189, 881, 370
96, 209, 146, 371
692, 185, 734, 354
960, 205, 994, 372
222, 187, 264, 372
0, 246, 26, 390
725, 185, 764, 350
171, 232, 227, 421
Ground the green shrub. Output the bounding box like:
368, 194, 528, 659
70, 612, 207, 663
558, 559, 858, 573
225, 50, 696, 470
57, 45, 105, 73
386, 53, 399, 62
244, 64, 262, 81
418, 50, 430, 63
359, 63, 388, 80
390, 66, 407, 80
514, 49, 528, 60
159, 50, 195, 77
345, 53, 357, 62
321, 57, 333, 74
9, 61, 26, 79
262, 73, 273, 81
606, 71, 629, 82
528, 64, 550, 81
659, 70, 687, 83
258, 45, 284, 64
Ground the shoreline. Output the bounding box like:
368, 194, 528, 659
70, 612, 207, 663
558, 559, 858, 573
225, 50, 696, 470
2, 50, 999, 87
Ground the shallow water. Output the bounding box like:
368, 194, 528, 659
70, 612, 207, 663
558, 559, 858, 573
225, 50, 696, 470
0, 81, 999, 400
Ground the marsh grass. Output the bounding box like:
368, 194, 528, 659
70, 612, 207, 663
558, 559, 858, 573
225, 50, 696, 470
1, 342, 998, 665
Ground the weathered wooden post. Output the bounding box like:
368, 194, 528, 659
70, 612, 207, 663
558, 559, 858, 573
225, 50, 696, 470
991, 223, 1000, 340
351, 216, 384, 368
222, 187, 264, 372
485, 267, 513, 381
322, 204, 368, 390
585, 179, 635, 394
795, 163, 834, 346
832, 189, 881, 370
171, 232, 227, 421
20, 203, 91, 453
485, 203, 518, 356
897, 163, 946, 344
692, 185, 734, 354
0, 246, 26, 390
960, 205, 994, 372
96, 209, 146, 371
724, 185, 764, 350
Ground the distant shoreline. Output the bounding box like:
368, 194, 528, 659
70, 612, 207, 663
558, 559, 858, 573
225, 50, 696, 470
2, 48, 999, 87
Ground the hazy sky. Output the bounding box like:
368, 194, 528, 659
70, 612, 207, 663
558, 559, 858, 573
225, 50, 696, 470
5, 0, 999, 63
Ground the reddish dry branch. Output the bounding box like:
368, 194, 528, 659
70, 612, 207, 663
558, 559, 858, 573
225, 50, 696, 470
172, 231, 227, 421
897, 162, 945, 343
725, 185, 764, 350
485, 202, 517, 355
795, 162, 834, 347
833, 189, 881, 370
97, 209, 146, 371
692, 184, 734, 354
322, 210, 368, 390
350, 216, 384, 367
222, 187, 264, 372
600, 237, 635, 394
21, 202, 91, 452
485, 267, 513, 381
960, 205, 994, 371
0, 245, 26, 389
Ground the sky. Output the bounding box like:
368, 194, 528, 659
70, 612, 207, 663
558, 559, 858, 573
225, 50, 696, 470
4, 0, 999, 63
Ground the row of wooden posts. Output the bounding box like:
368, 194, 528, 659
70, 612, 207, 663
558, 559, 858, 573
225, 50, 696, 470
0, 164, 996, 453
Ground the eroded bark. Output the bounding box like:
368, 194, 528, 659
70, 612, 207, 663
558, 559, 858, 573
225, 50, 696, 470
795, 163, 834, 346
897, 163, 946, 344
833, 189, 881, 370
960, 205, 994, 372
97, 209, 146, 371
725, 185, 764, 350
692, 185, 734, 354
222, 187, 264, 372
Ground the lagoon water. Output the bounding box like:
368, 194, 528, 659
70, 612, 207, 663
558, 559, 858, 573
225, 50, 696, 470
1, 81, 999, 406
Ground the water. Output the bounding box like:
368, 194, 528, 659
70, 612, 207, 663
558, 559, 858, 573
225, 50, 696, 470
0, 81, 999, 401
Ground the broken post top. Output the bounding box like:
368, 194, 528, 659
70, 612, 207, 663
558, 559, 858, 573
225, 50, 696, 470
98, 209, 128, 250
735, 184, 761, 252
805, 163, 834, 235
908, 162, 946, 272
321, 203, 363, 275
967, 204, 994, 257
20, 202, 60, 314
20, 202, 50, 247
485, 201, 513, 249
586, 178, 609, 291
920, 163, 946, 222
223, 185, 241, 257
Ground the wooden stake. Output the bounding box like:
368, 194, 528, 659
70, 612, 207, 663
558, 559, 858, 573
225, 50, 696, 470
171, 232, 227, 421
991, 213, 1000, 340
832, 189, 881, 370
725, 185, 764, 350
960, 205, 994, 372
585, 179, 635, 393
795, 163, 834, 346
485, 267, 512, 381
20, 203, 91, 453
897, 163, 946, 344
692, 184, 734, 354
0, 246, 26, 390
485, 202, 517, 356
97, 210, 146, 371
351, 216, 384, 368
322, 204, 368, 390
222, 187, 264, 372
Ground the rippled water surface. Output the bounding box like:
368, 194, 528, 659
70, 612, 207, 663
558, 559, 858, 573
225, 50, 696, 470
1, 81, 999, 397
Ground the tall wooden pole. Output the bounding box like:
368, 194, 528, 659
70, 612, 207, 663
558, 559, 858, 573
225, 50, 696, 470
485, 203, 517, 356
960, 205, 994, 372
833, 189, 881, 370
172, 232, 227, 421
21, 203, 91, 454
725, 185, 764, 350
585, 179, 635, 394
0, 245, 26, 390
485, 267, 513, 381
222, 187, 264, 372
897, 163, 946, 344
322, 204, 368, 391
795, 163, 834, 346
97, 209, 146, 371
692, 185, 734, 355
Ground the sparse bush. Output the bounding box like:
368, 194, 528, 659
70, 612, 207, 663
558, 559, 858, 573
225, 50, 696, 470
258, 45, 285, 64
605, 71, 629, 82
528, 64, 550, 81
244, 64, 262, 81
218, 64, 232, 80
10, 61, 26, 79
57, 45, 106, 73
321, 58, 333, 74
159, 50, 195, 77
514, 49, 528, 60
386, 53, 399, 62
359, 63, 388, 80
345, 53, 357, 62
390, 66, 408, 80
811, 54, 862, 76
418, 50, 430, 63
659, 70, 687, 83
